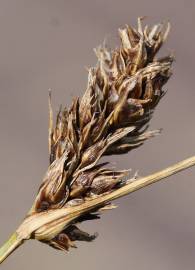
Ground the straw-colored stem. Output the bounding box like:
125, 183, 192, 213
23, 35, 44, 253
61, 156, 195, 214
0, 156, 195, 264
103, 155, 195, 202
18, 156, 195, 242
0, 232, 24, 264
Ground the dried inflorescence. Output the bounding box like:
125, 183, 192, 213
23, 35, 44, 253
26, 18, 173, 251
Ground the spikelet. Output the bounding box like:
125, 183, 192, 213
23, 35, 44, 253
0, 19, 179, 264
25, 18, 173, 251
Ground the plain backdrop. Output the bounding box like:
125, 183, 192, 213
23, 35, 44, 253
0, 0, 195, 269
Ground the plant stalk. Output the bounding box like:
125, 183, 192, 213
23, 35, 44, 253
0, 232, 24, 264
0, 156, 195, 264
56, 156, 195, 215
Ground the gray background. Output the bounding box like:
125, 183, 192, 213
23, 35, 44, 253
0, 0, 195, 269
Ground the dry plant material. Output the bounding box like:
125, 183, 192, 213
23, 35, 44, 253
0, 18, 195, 264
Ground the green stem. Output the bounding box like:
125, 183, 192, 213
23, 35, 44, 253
0, 232, 24, 264
1, 156, 195, 264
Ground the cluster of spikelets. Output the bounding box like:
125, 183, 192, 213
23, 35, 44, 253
30, 19, 173, 251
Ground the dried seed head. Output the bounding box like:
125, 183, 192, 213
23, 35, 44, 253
29, 18, 173, 251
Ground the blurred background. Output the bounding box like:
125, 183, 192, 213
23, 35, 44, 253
0, 0, 195, 269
